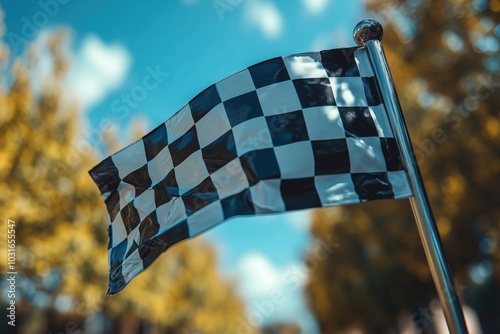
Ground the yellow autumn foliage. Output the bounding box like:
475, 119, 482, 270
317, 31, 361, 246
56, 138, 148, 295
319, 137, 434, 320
0, 20, 249, 334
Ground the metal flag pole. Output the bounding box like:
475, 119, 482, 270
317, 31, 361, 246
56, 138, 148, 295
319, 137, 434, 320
352, 19, 468, 334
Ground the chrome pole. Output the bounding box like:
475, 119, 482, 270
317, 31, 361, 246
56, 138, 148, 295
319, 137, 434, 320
352, 19, 468, 334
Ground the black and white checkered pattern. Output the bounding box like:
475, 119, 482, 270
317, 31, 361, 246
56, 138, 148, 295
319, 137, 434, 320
90, 46, 413, 294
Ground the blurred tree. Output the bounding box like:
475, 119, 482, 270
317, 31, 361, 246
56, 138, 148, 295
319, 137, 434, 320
0, 11, 248, 334
306, 0, 500, 332
0, 28, 109, 332
105, 239, 248, 334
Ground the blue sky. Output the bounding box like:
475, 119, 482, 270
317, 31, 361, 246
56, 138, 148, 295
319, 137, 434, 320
2, 0, 365, 332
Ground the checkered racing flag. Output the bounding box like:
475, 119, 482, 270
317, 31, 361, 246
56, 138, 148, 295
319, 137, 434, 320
90, 46, 413, 294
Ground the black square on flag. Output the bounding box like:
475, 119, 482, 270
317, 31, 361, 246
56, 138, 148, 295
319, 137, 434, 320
351, 172, 394, 201
168, 126, 200, 166
221, 190, 255, 219
182, 176, 219, 216
339, 107, 378, 138
312, 139, 350, 175
293, 78, 336, 108
120, 202, 141, 235
248, 57, 290, 89
266, 110, 309, 146
320, 48, 360, 77
380, 138, 404, 171
240, 148, 280, 185
362, 77, 382, 106
224, 91, 264, 127
202, 130, 238, 174
280, 178, 321, 210
189, 84, 222, 122
139, 211, 160, 243
143, 123, 168, 161
153, 169, 178, 206
123, 164, 152, 196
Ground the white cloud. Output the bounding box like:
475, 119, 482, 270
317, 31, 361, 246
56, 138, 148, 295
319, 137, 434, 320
68, 35, 131, 111
302, 0, 329, 14
245, 0, 283, 39
21, 30, 131, 114
283, 210, 311, 231
237, 252, 282, 299
235, 253, 315, 330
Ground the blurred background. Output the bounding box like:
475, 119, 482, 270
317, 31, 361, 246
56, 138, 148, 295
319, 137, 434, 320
0, 0, 499, 333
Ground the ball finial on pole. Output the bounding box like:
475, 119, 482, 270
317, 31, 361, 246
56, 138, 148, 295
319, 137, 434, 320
353, 19, 384, 46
